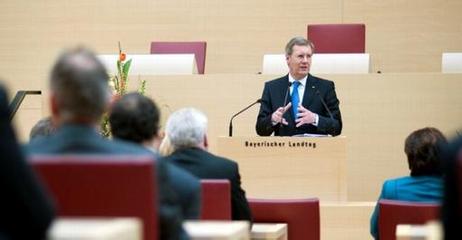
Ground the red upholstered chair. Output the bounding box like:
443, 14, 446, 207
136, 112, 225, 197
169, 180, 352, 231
249, 198, 320, 240
30, 155, 158, 240
307, 24, 366, 53
378, 199, 440, 240
200, 179, 232, 220
150, 41, 207, 74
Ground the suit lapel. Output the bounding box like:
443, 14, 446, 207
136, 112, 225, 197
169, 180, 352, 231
279, 75, 290, 106
302, 74, 317, 108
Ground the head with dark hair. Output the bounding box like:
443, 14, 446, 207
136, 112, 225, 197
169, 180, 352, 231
405, 127, 447, 176
50, 47, 109, 125
109, 92, 160, 144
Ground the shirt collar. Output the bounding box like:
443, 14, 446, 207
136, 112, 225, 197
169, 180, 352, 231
288, 74, 307, 87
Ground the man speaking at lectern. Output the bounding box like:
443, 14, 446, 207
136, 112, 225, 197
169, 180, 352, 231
256, 37, 342, 136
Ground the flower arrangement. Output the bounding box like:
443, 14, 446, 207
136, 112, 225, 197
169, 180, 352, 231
100, 42, 147, 137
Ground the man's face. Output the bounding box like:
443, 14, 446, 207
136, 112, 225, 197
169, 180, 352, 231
286, 45, 313, 80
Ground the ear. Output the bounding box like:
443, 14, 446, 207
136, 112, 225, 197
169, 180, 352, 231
203, 134, 209, 150
157, 130, 165, 140
49, 93, 61, 127
50, 93, 59, 117
285, 54, 291, 65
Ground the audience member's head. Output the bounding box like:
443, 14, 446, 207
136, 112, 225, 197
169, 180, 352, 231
165, 108, 208, 151
29, 117, 55, 140
109, 92, 161, 147
49, 47, 109, 126
405, 127, 447, 176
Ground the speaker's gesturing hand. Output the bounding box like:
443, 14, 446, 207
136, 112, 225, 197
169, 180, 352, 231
271, 102, 291, 126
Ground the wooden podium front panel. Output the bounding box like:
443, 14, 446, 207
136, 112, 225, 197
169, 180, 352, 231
217, 136, 347, 201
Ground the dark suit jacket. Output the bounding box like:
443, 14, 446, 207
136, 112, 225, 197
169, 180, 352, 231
163, 147, 253, 222
256, 74, 342, 136
0, 85, 55, 240
161, 159, 201, 220
442, 136, 462, 240
25, 124, 186, 240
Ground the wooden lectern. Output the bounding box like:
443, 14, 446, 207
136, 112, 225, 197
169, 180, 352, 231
216, 136, 347, 201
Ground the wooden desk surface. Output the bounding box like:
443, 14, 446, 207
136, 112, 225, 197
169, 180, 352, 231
396, 221, 442, 240
251, 223, 287, 240
184, 220, 250, 240
48, 217, 142, 240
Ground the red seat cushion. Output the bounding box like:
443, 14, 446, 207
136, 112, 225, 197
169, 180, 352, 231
200, 179, 231, 220
31, 155, 158, 240
249, 198, 320, 240
378, 199, 440, 240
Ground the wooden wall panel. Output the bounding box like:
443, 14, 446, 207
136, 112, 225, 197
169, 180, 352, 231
343, 0, 462, 73
321, 202, 376, 239
0, 0, 341, 92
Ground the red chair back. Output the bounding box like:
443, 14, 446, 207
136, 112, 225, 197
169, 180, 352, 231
150, 41, 207, 74
307, 24, 365, 53
30, 155, 158, 240
200, 179, 231, 220
378, 199, 440, 240
249, 198, 320, 240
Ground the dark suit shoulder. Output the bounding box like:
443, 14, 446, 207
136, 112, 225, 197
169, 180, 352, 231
25, 129, 152, 156
309, 74, 334, 85
203, 150, 239, 171
265, 75, 289, 87
167, 148, 238, 178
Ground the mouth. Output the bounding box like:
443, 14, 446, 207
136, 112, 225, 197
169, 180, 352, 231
300, 66, 308, 71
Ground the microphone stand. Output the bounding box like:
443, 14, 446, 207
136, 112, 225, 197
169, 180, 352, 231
229, 99, 261, 137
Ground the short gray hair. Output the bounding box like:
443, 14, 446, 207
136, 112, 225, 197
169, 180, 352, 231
165, 108, 208, 149
285, 37, 315, 56
50, 47, 109, 123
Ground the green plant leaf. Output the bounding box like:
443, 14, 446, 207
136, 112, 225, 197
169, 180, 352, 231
138, 79, 147, 95
123, 59, 132, 76
117, 60, 123, 79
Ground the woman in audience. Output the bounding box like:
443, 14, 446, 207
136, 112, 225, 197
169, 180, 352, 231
370, 127, 447, 239
159, 134, 175, 157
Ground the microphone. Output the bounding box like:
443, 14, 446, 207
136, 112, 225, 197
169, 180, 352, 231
277, 82, 293, 126
314, 88, 334, 120
229, 99, 262, 137
314, 86, 337, 135
282, 82, 293, 108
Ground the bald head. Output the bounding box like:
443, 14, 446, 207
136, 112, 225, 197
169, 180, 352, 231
50, 47, 109, 124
